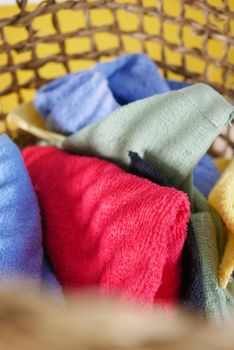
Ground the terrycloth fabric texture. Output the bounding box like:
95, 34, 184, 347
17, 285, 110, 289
193, 154, 221, 198
63, 83, 234, 192
192, 189, 233, 322
0, 135, 42, 287
92, 54, 169, 105
35, 71, 119, 134
35, 53, 191, 136
129, 149, 218, 199
208, 159, 234, 289
129, 151, 204, 313
23, 145, 190, 305
62, 84, 234, 320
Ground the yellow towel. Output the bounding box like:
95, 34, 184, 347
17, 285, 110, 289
208, 159, 234, 289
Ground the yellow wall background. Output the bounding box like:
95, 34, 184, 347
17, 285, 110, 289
0, 0, 234, 115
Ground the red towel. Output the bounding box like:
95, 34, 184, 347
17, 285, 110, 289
23, 146, 190, 305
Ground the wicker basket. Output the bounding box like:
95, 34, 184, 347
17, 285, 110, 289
0, 0, 234, 154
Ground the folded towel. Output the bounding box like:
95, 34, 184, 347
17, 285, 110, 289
0, 134, 63, 294
193, 154, 221, 198
129, 151, 204, 312
208, 159, 234, 289
23, 146, 190, 305
0, 135, 42, 287
35, 71, 119, 134
35, 54, 190, 136
92, 54, 169, 104
63, 83, 234, 191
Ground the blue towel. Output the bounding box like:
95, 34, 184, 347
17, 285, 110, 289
0, 134, 63, 294
35, 54, 171, 134
0, 135, 43, 286
35, 71, 119, 134
93, 54, 169, 104
193, 154, 221, 198
35, 54, 192, 135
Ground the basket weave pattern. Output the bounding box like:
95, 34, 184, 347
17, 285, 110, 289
0, 0, 234, 152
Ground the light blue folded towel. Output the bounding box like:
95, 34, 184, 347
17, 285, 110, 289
0, 134, 63, 294
92, 53, 169, 104
35, 54, 171, 134
0, 135, 43, 286
35, 54, 193, 135
35, 71, 119, 134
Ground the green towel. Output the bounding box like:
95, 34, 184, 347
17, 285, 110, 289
192, 189, 233, 322
63, 83, 234, 320
63, 83, 234, 190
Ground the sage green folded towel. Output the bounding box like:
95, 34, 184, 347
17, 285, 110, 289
63, 83, 234, 190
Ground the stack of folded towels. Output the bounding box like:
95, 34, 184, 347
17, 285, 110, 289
1, 54, 234, 322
